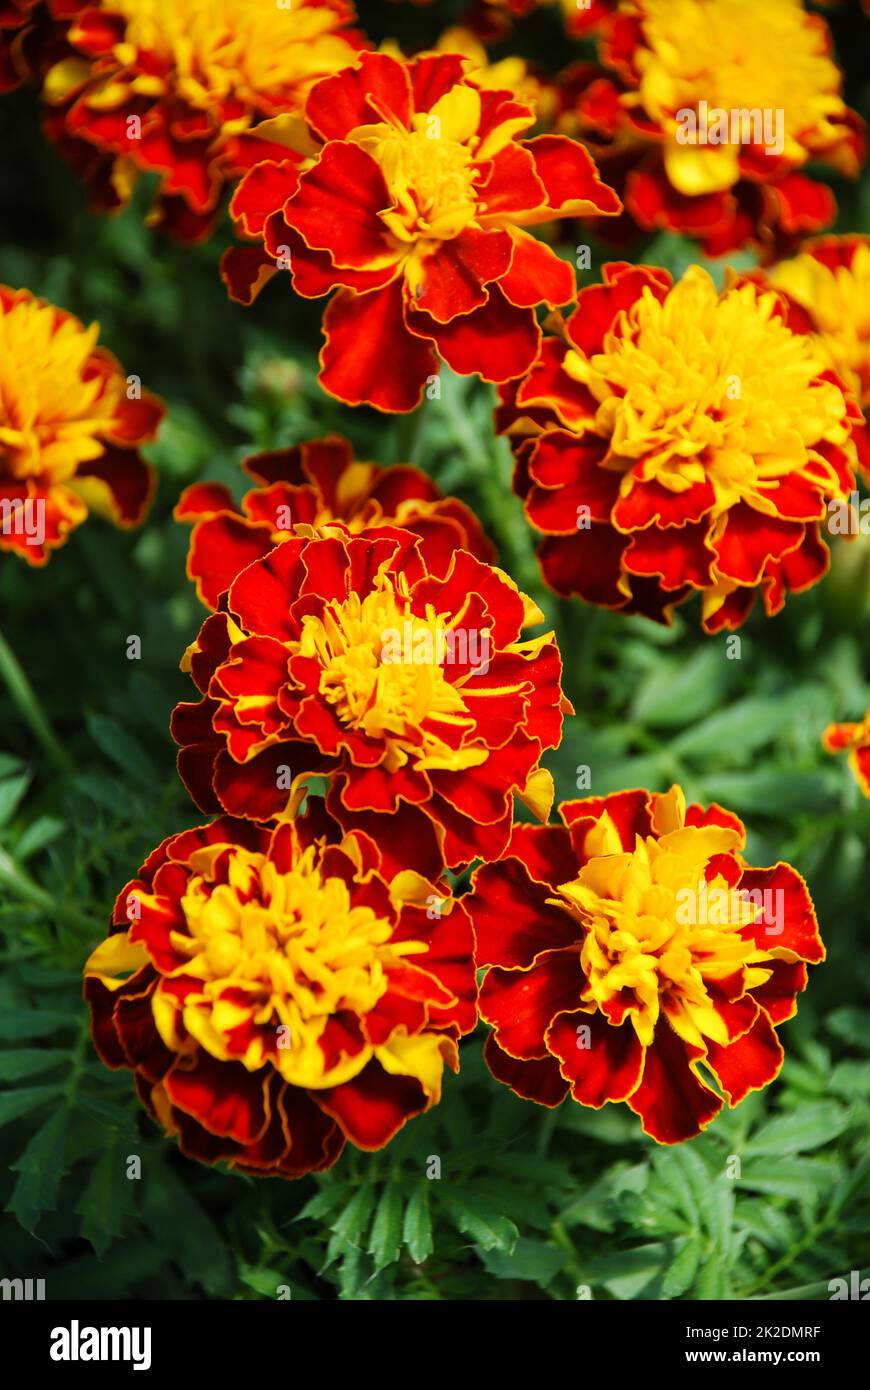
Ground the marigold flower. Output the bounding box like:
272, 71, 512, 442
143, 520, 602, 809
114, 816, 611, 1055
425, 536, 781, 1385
84, 807, 477, 1176
35, 0, 365, 240
171, 529, 569, 879
223, 50, 620, 412
467, 786, 823, 1143
765, 237, 870, 480
175, 433, 495, 610
0, 283, 161, 564
823, 712, 870, 797
498, 261, 861, 631
558, 0, 865, 259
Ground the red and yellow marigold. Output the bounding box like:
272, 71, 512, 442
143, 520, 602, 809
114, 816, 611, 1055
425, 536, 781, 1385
558, 0, 865, 259
498, 261, 861, 631
0, 0, 41, 90
34, 0, 366, 240
84, 806, 477, 1177
765, 237, 870, 480
467, 786, 824, 1143
175, 433, 495, 610
823, 712, 870, 798
223, 50, 620, 412
0, 283, 161, 564
171, 529, 569, 879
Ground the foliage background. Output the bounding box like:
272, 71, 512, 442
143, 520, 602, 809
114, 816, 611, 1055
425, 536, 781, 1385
0, 0, 868, 1301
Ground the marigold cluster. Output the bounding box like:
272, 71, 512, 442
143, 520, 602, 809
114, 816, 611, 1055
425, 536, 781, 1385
468, 786, 824, 1142
498, 261, 861, 630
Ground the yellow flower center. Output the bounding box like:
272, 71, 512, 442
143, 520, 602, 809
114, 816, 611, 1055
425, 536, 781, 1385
348, 84, 493, 293
634, 0, 846, 163
558, 799, 773, 1049
299, 582, 483, 774
769, 244, 870, 407
0, 295, 121, 484
106, 0, 355, 110
170, 844, 426, 1087
563, 266, 851, 513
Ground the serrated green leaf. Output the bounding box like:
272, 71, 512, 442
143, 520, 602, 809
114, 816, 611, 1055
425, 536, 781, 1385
481, 1236, 566, 1285
744, 1102, 851, 1156
632, 648, 727, 727
368, 1184, 404, 1270
142, 1164, 232, 1296
0, 1009, 79, 1040
439, 1189, 518, 1253
662, 1235, 702, 1299
76, 1130, 131, 1256
327, 1183, 376, 1262
402, 1185, 433, 1265
7, 1107, 69, 1231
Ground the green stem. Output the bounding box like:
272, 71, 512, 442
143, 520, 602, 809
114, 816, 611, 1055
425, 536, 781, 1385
0, 625, 72, 774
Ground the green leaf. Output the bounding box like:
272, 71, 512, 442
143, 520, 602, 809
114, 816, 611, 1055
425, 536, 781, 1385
7, 1107, 69, 1231
662, 1235, 702, 1299
0, 1049, 68, 1081
368, 1184, 404, 1270
76, 1131, 132, 1256
744, 1103, 851, 1156
0, 1083, 62, 1126
700, 771, 834, 816
403, 1185, 433, 1265
238, 1263, 289, 1298
142, 1164, 232, 1296
327, 1183, 376, 1262
481, 1237, 566, 1285
0, 1009, 79, 1040
671, 695, 795, 760
0, 772, 30, 828
439, 1188, 518, 1253
15, 816, 66, 861
86, 712, 157, 785
632, 648, 727, 727
827, 1007, 870, 1053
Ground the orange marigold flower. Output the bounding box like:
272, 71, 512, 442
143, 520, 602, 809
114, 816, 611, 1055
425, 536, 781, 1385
557, 0, 865, 259
498, 261, 862, 631
175, 434, 495, 611
35, 0, 366, 241
823, 712, 870, 797
223, 50, 620, 412
467, 786, 824, 1143
764, 237, 870, 481
0, 283, 161, 564
84, 806, 477, 1176
171, 530, 569, 879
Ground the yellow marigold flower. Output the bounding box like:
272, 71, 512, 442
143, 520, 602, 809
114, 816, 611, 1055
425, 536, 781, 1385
0, 284, 161, 563
500, 262, 862, 630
